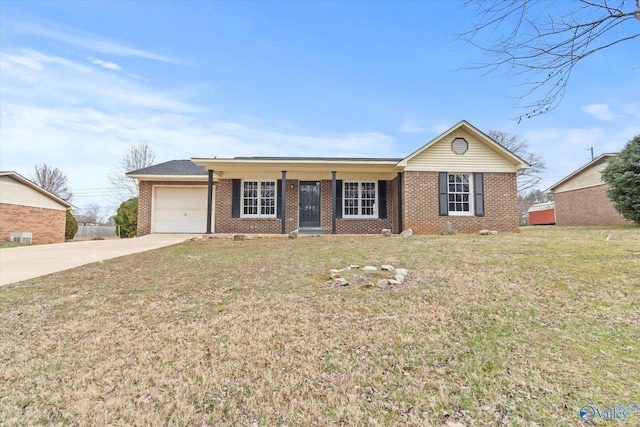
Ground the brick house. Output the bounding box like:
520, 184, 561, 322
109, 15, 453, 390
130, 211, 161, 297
0, 171, 75, 243
546, 154, 634, 226
128, 120, 530, 236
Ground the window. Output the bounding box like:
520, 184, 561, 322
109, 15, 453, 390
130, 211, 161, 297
448, 174, 473, 215
343, 181, 377, 218
242, 180, 276, 217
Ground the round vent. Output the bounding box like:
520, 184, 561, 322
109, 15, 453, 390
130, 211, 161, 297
451, 138, 468, 154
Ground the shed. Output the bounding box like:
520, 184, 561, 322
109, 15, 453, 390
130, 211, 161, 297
527, 202, 556, 225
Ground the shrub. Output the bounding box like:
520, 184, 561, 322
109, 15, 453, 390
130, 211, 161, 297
114, 197, 138, 238
601, 135, 640, 225
65, 210, 78, 241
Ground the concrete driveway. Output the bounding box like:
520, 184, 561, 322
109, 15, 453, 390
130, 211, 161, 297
0, 234, 199, 286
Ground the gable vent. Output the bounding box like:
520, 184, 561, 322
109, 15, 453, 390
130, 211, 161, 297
452, 138, 468, 154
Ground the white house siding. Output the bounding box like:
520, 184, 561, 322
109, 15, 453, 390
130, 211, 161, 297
552, 160, 608, 193
0, 178, 67, 210
405, 128, 518, 173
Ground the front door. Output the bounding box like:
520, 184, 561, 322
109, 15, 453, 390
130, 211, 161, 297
299, 181, 321, 228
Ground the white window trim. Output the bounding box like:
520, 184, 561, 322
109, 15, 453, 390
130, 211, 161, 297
447, 173, 474, 216
241, 180, 277, 218
343, 181, 378, 219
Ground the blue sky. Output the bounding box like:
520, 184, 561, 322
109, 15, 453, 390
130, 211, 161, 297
1, 1, 639, 215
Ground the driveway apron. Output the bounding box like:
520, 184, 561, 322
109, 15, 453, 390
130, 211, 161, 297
0, 234, 199, 286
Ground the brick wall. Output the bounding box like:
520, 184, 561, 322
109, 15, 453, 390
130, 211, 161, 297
554, 184, 633, 226
319, 179, 394, 234
402, 171, 519, 234
215, 179, 298, 234
137, 181, 210, 236
0, 203, 66, 243
214, 178, 395, 235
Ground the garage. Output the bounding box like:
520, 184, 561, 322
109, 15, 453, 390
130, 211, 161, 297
152, 186, 212, 233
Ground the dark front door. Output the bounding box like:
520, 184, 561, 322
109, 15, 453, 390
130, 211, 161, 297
299, 181, 321, 227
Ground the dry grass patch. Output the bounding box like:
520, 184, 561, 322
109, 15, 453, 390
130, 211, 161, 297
1, 226, 639, 426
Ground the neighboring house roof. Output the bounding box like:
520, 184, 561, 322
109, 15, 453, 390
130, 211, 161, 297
545, 153, 616, 194
126, 160, 208, 181
0, 171, 76, 210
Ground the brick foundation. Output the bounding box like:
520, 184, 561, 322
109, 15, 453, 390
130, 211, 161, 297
0, 203, 67, 243
554, 184, 634, 226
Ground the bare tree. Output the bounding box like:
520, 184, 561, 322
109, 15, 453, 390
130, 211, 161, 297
84, 203, 105, 225
461, 0, 640, 121
30, 163, 73, 201
488, 130, 546, 193
108, 142, 156, 201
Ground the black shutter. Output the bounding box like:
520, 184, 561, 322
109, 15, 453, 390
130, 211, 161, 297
474, 173, 485, 217
335, 180, 343, 218
276, 179, 283, 218
378, 180, 387, 219
438, 172, 448, 216
232, 179, 241, 218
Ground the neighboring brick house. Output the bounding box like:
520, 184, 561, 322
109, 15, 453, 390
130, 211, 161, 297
127, 120, 530, 236
0, 171, 75, 243
546, 154, 634, 226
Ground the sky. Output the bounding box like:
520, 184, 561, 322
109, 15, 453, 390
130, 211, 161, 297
1, 0, 639, 216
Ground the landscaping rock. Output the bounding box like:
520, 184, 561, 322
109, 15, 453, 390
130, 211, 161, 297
376, 279, 389, 287
388, 279, 401, 285
381, 265, 395, 271
363, 266, 377, 271
394, 268, 409, 283
329, 270, 342, 279
441, 222, 457, 235
350, 265, 360, 270
233, 234, 246, 241
333, 278, 349, 286
288, 230, 298, 239
480, 229, 499, 235
399, 229, 413, 238
381, 228, 392, 237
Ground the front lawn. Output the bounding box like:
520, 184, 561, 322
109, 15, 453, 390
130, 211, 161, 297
1, 227, 638, 425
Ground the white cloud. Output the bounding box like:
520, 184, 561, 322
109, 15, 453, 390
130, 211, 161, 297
0, 48, 397, 213
581, 104, 615, 121
88, 57, 122, 70
1, 49, 91, 72
9, 21, 188, 65
399, 121, 430, 133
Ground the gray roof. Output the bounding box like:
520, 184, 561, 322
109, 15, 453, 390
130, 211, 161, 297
127, 160, 208, 176
233, 156, 403, 162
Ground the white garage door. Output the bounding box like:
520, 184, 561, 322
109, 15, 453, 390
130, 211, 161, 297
153, 186, 212, 233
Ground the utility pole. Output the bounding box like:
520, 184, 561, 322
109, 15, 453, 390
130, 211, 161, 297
587, 147, 594, 160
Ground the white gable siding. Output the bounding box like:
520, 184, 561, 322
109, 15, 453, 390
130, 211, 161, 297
553, 161, 607, 193
405, 129, 518, 172
0, 179, 67, 210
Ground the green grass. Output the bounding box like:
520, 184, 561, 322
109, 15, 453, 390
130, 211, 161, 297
0, 226, 639, 426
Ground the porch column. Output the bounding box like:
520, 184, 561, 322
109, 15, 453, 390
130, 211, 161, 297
206, 170, 214, 234
331, 171, 337, 234
397, 172, 403, 234
281, 171, 286, 234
